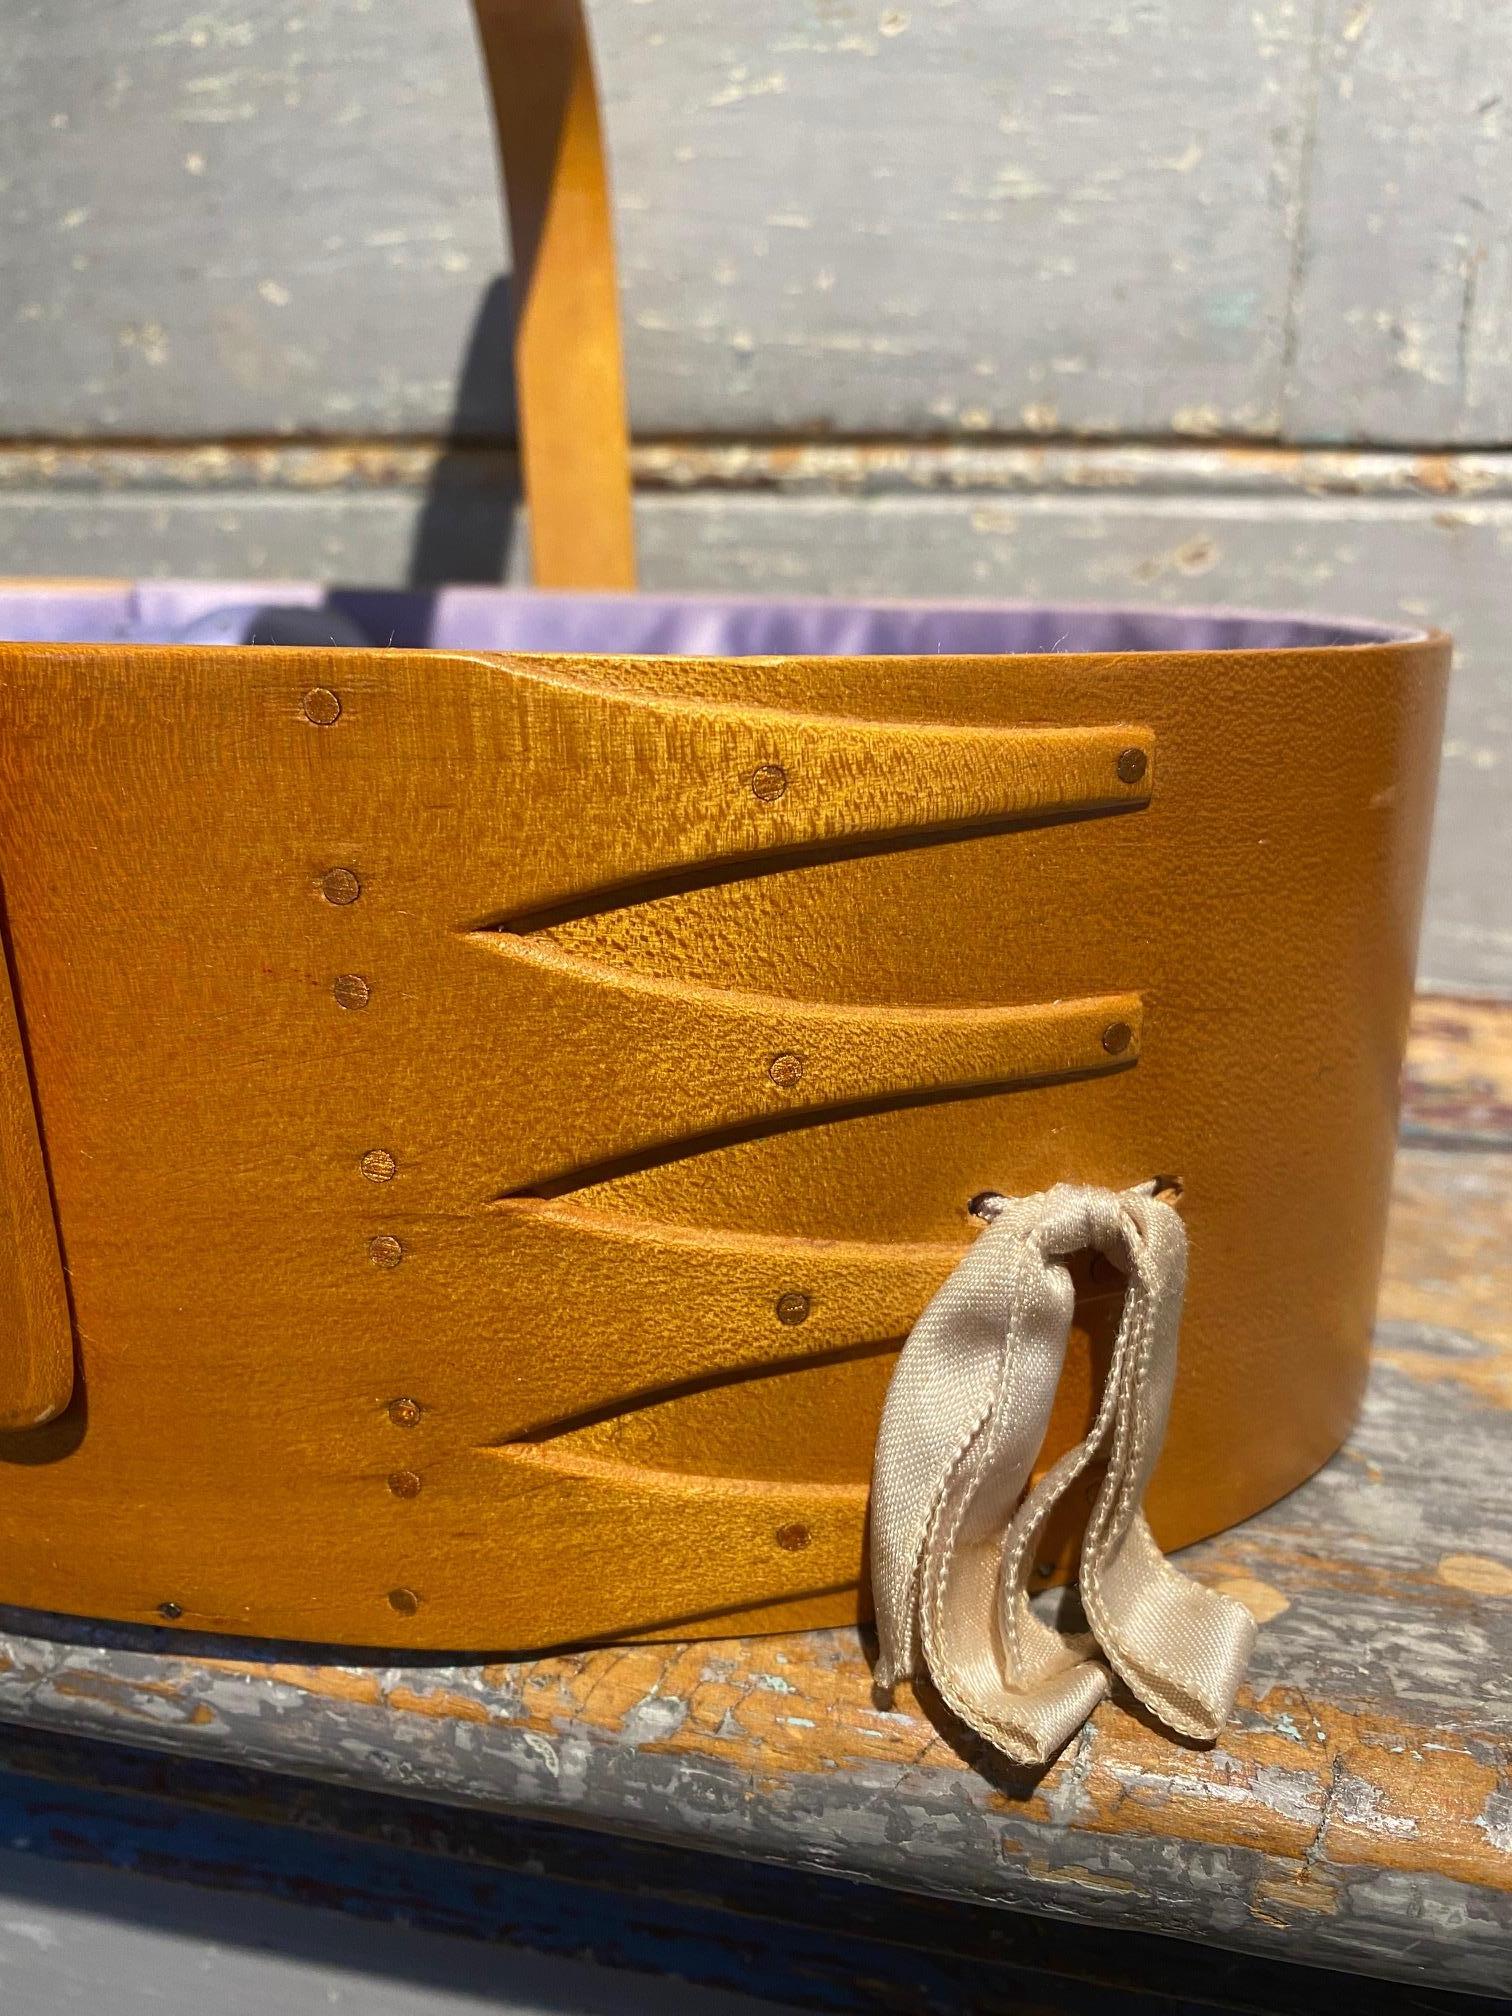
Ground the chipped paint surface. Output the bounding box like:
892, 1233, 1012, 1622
1402, 994, 1512, 1148
0, 1, 1315, 439
1377, 1140, 1512, 1409
0, 1134, 1505, 1991
11, 439, 1512, 501
1, 2, 1509, 454
1214, 1576, 1292, 1624
1439, 1555, 1512, 1598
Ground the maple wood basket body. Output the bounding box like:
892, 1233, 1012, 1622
0, 2, 1449, 1650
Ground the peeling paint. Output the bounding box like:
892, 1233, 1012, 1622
1216, 1577, 1292, 1624
1437, 1554, 1512, 1597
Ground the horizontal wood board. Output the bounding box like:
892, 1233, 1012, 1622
2, 0, 1509, 443
0, 1728, 1492, 2016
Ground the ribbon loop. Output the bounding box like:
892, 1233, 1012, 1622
870, 1182, 1256, 1766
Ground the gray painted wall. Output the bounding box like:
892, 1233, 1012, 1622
5, 0, 1500, 442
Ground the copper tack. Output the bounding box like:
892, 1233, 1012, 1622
361, 1148, 398, 1184
369, 1234, 404, 1269
387, 1587, 420, 1616
333, 973, 370, 1011
320, 867, 361, 906
1101, 1021, 1134, 1056
768, 1052, 805, 1089
1116, 747, 1148, 785
388, 1470, 422, 1500
775, 1291, 811, 1326
775, 1523, 812, 1552
387, 1397, 423, 1429
157, 1601, 183, 1621
302, 687, 341, 726
751, 763, 788, 803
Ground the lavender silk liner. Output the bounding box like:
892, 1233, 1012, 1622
0, 583, 1419, 656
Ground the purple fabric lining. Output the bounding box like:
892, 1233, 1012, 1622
0, 582, 1420, 656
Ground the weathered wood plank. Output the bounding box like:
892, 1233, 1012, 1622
9, 4, 1512, 446
0, 0, 1315, 439
0, 1080, 1504, 1994
1404, 994, 1512, 1147
0, 441, 1505, 993
1286, 0, 1512, 444
0, 1730, 1487, 2016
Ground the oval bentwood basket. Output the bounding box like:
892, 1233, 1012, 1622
0, 1, 1449, 1679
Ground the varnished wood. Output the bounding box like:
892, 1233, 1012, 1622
1, 439, 1505, 996
0, 0, 1454, 1652
473, 0, 635, 588
0, 627, 1448, 1646
0, 934, 71, 1429
0, 1107, 1502, 1992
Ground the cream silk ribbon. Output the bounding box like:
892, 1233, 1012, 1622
871, 1182, 1256, 1765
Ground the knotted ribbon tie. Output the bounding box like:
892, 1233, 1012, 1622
870, 1182, 1256, 1765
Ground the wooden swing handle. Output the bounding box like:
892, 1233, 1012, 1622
472, 0, 636, 590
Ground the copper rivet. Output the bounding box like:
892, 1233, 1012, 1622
302, 686, 341, 727
388, 1469, 422, 1499
751, 763, 788, 804
320, 866, 361, 906
157, 1601, 183, 1621
768, 1051, 805, 1089
1101, 1020, 1133, 1056
334, 973, 370, 1011
361, 1148, 398, 1184
369, 1233, 404, 1269
1116, 746, 1148, 786
775, 1523, 811, 1552
388, 1587, 420, 1616
387, 1396, 423, 1429
775, 1291, 811, 1326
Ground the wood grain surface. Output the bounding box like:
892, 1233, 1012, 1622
0, 438, 1502, 994
0, 627, 1445, 1646
0, 996, 1503, 1994
0, 8, 1505, 2000
2, 7, 1506, 990
0, 940, 71, 1430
